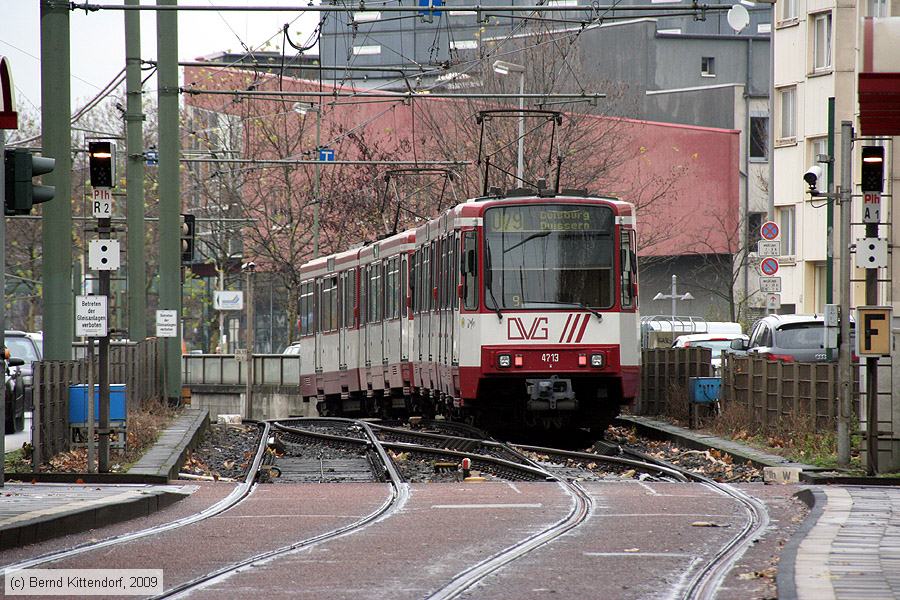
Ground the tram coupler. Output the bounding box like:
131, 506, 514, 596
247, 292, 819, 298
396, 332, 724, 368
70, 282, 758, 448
525, 376, 577, 411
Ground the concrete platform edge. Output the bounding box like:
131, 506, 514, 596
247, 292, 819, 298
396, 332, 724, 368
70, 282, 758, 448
128, 408, 209, 480
775, 488, 827, 600
616, 415, 817, 471
0, 488, 186, 551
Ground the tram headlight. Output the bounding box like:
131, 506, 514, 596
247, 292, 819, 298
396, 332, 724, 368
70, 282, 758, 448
498, 354, 512, 368
590, 353, 605, 368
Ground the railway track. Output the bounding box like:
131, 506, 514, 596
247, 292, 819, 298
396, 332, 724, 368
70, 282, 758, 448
154, 418, 407, 599
0, 421, 273, 576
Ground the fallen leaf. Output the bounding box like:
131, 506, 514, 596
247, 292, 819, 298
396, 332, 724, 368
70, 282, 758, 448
691, 521, 724, 527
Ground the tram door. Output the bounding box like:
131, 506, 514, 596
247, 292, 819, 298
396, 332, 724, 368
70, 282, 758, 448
314, 278, 323, 375
451, 231, 460, 367
338, 270, 348, 370
400, 255, 407, 362
362, 264, 370, 370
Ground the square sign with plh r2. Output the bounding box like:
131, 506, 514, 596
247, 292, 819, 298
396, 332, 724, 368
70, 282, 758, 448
89, 239, 121, 270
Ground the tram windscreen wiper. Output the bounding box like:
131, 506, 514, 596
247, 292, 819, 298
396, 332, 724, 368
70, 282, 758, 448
484, 244, 503, 321
502, 230, 551, 254
532, 300, 603, 322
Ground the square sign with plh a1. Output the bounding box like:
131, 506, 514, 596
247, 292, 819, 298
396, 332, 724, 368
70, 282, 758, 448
88, 239, 120, 270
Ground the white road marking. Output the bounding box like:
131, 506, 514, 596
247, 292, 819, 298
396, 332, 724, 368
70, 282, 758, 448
211, 514, 369, 519
637, 481, 660, 495
584, 552, 696, 558
430, 503, 543, 509
506, 482, 522, 494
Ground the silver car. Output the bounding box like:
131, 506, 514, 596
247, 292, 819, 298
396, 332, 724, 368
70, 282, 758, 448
731, 315, 837, 362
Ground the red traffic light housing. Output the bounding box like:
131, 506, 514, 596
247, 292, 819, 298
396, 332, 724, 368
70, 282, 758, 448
861, 146, 885, 193
88, 141, 115, 188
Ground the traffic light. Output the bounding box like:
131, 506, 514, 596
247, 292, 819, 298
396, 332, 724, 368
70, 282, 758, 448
181, 213, 196, 264
4, 148, 55, 216
861, 146, 885, 193
88, 141, 115, 188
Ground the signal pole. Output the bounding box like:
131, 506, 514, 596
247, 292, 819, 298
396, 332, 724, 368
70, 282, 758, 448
837, 121, 853, 468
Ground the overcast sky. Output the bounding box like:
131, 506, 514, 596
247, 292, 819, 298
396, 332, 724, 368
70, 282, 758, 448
0, 1, 318, 116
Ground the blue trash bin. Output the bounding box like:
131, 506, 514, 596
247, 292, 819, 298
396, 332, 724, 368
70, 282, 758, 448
689, 377, 721, 405
69, 384, 127, 426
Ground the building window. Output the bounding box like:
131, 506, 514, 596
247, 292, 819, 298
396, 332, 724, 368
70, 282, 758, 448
781, 0, 797, 20
748, 212, 765, 246
779, 206, 796, 255
814, 263, 827, 312
868, 0, 888, 17
809, 137, 827, 169
351, 45, 381, 56
750, 115, 768, 160
779, 87, 796, 140
701, 57, 716, 77
813, 13, 832, 72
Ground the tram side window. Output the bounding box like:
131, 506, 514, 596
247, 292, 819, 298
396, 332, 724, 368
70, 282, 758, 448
620, 229, 637, 309
410, 252, 417, 315
299, 281, 314, 336
321, 276, 338, 332
461, 231, 478, 311
423, 245, 431, 313
402, 255, 409, 318
369, 262, 383, 323
442, 236, 450, 310
386, 258, 400, 320
431, 240, 438, 312
344, 268, 356, 328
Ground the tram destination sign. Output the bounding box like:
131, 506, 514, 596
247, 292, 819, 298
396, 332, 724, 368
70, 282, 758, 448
486, 205, 613, 233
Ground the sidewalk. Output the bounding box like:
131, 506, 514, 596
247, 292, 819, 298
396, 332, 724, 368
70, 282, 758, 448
0, 483, 192, 550
783, 487, 900, 600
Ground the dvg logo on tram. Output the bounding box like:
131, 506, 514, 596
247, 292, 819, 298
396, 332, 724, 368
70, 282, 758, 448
507, 317, 550, 340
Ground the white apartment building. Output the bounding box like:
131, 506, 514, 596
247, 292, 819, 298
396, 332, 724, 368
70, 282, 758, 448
773, 2, 899, 467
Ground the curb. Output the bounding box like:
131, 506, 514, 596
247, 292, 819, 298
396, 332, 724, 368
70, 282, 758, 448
4, 473, 169, 484
128, 409, 209, 480
775, 488, 827, 600
0, 487, 187, 551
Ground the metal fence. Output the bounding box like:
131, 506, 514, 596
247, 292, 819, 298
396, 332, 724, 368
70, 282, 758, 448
182, 354, 300, 386
721, 354, 859, 429
637, 348, 713, 415
31, 338, 163, 468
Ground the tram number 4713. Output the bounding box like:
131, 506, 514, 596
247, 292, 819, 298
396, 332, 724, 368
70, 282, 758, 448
542, 353, 560, 363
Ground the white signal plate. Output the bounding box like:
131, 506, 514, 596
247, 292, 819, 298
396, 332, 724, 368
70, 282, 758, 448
855, 237, 888, 269
88, 239, 120, 270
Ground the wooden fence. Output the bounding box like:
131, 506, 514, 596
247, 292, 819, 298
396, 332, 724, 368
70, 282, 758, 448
637, 348, 712, 415
721, 354, 859, 429
32, 338, 162, 468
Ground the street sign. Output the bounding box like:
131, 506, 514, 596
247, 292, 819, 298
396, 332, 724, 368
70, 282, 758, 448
318, 148, 335, 161
856, 306, 893, 356
855, 237, 888, 269
234, 348, 249, 362
759, 257, 779, 276
759, 277, 781, 293
88, 239, 121, 270
757, 240, 781, 257
760, 221, 780, 241
156, 310, 178, 338
765, 293, 781, 310
75, 295, 108, 337
863, 192, 881, 223
214, 291, 244, 311
91, 187, 113, 218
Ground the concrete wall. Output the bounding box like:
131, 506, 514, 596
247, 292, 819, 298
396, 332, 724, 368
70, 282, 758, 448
190, 387, 318, 421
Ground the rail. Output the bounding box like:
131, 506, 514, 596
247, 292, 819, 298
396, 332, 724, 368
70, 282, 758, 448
182, 354, 300, 387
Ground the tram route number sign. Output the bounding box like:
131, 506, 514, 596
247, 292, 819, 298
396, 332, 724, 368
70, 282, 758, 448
760, 221, 780, 241
759, 277, 781, 293
759, 257, 779, 276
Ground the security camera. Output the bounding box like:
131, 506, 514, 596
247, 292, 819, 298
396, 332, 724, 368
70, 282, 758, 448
804, 165, 823, 192
241, 261, 256, 271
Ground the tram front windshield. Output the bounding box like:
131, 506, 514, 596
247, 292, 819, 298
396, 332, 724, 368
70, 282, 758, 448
483, 204, 615, 310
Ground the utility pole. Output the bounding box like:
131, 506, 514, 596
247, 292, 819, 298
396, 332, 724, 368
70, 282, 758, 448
125, 0, 146, 341
97, 214, 111, 471
837, 120, 853, 468
157, 0, 181, 401
40, 1, 74, 361
313, 106, 321, 258
243, 262, 255, 418
825, 98, 835, 361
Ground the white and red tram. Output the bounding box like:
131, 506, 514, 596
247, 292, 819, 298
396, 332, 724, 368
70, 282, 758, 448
298, 191, 640, 430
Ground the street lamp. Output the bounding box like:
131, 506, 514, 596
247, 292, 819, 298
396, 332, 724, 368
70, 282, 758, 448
653, 274, 695, 321
492, 60, 526, 184
242, 260, 256, 418
294, 101, 321, 258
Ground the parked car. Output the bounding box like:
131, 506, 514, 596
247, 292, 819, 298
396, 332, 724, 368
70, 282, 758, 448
282, 343, 302, 356
672, 333, 749, 375
5, 331, 42, 410
4, 352, 26, 434
731, 315, 841, 363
